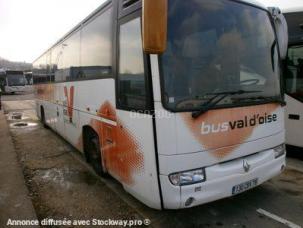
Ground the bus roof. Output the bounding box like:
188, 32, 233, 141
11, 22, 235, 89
261, 0, 303, 13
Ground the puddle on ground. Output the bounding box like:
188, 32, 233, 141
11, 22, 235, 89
36, 167, 98, 190
7, 112, 30, 121
10, 122, 38, 129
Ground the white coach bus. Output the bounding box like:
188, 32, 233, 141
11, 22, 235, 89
278, 3, 303, 148
0, 70, 28, 94
33, 0, 287, 209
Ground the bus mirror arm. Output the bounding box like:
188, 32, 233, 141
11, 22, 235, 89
268, 7, 288, 60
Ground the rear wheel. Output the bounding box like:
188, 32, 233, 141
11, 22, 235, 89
87, 135, 107, 177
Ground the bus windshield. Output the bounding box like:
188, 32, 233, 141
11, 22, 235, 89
160, 0, 281, 111
7, 74, 26, 86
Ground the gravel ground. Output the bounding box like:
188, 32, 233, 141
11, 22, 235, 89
8, 110, 144, 227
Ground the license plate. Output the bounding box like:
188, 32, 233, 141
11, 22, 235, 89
232, 178, 258, 195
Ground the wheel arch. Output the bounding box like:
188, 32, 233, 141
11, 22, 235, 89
82, 125, 99, 162
40, 105, 44, 119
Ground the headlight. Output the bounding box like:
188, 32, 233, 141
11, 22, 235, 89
169, 168, 206, 186
273, 144, 285, 158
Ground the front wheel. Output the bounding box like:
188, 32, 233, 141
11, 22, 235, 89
88, 136, 108, 177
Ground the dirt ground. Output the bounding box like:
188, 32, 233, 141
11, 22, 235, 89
2, 95, 303, 228
8, 111, 143, 224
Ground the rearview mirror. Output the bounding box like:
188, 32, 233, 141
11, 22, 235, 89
142, 0, 168, 54
269, 7, 288, 59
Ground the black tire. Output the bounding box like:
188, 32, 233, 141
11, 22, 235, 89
40, 107, 49, 129
88, 136, 107, 177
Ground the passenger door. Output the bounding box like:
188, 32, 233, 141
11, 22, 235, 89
109, 14, 161, 209
54, 84, 66, 137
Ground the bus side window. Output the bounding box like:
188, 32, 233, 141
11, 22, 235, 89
286, 46, 303, 99
118, 17, 148, 111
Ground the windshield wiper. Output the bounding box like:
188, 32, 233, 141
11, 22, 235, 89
232, 96, 286, 106
192, 90, 261, 119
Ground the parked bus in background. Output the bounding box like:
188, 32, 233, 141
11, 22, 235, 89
0, 70, 27, 94
282, 4, 303, 148
33, 0, 288, 209
263, 0, 303, 148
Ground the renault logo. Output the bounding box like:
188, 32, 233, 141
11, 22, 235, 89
243, 160, 251, 172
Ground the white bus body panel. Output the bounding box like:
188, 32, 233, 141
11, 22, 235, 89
35, 78, 161, 209
285, 95, 303, 147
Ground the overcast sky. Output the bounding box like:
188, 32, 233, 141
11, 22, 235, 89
0, 0, 106, 63
0, 0, 302, 63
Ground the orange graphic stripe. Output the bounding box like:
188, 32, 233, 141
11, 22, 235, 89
90, 101, 144, 185
182, 104, 280, 158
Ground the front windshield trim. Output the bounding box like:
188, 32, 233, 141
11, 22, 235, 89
158, 0, 282, 113
7, 75, 26, 86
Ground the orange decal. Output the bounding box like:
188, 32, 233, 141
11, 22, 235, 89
182, 104, 279, 158
64, 86, 75, 122
35, 84, 55, 101
91, 101, 144, 185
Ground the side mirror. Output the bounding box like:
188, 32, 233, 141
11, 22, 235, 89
268, 7, 288, 59
142, 0, 168, 54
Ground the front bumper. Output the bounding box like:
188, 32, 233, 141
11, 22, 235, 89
160, 149, 286, 209
5, 86, 26, 93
